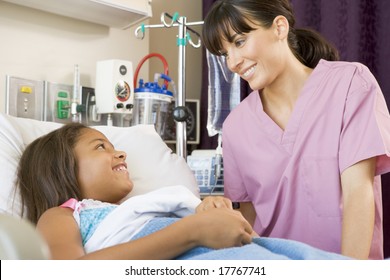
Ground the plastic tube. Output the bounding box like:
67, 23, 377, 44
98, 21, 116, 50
71, 64, 80, 123
133, 53, 169, 89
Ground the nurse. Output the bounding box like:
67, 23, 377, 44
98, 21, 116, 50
200, 0, 390, 259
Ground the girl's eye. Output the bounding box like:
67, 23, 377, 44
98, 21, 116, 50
96, 143, 105, 150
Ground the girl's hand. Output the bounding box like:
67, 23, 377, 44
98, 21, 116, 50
196, 196, 233, 213
190, 208, 254, 249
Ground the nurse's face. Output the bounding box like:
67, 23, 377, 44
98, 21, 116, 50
220, 17, 287, 90
73, 128, 133, 203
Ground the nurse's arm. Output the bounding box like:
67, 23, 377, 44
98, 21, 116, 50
237, 202, 257, 228
340, 157, 376, 259
236, 202, 259, 237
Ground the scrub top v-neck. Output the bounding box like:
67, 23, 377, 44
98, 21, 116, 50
254, 63, 321, 155
222, 59, 390, 259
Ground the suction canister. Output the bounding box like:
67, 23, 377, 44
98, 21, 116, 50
132, 76, 173, 137
132, 53, 174, 137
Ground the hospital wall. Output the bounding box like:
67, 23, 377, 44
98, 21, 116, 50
0, 0, 203, 114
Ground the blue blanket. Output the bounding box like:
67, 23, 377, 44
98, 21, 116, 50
131, 217, 349, 260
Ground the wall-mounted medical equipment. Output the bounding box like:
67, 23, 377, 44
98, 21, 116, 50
187, 149, 224, 196
80, 86, 128, 127
80, 87, 100, 125
164, 99, 200, 145
2, 0, 152, 29
5, 76, 45, 121
6, 75, 80, 124
5, 74, 132, 127
45, 82, 73, 124
132, 53, 174, 138
135, 12, 203, 159
95, 59, 134, 125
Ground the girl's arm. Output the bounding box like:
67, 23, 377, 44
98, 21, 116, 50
37, 206, 254, 260
340, 157, 376, 259
198, 197, 257, 227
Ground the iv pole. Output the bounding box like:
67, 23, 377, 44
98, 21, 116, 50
135, 12, 203, 159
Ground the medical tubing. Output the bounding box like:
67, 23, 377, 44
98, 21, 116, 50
133, 53, 169, 89
72, 64, 80, 102
154, 73, 171, 83
170, 80, 177, 102
85, 91, 90, 124
210, 133, 223, 194
214, 133, 223, 179
71, 64, 81, 123
152, 73, 177, 100
107, 113, 113, 126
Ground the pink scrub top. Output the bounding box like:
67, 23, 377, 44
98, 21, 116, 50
222, 60, 390, 259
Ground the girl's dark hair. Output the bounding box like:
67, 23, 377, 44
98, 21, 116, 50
16, 123, 89, 224
202, 0, 339, 68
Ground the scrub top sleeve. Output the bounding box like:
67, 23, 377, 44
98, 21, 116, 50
222, 128, 250, 202
339, 65, 390, 175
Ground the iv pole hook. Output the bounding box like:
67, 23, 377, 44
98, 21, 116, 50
161, 12, 179, 27
135, 13, 203, 159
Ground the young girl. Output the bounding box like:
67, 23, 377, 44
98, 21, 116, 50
201, 0, 390, 259
16, 123, 347, 260
16, 123, 254, 259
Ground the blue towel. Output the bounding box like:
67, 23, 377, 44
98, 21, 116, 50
131, 217, 349, 260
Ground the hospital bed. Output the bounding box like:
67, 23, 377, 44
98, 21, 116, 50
0, 113, 199, 259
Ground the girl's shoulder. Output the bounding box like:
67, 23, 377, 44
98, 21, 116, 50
59, 198, 113, 211
36, 205, 78, 240
38, 205, 75, 224
36, 205, 85, 259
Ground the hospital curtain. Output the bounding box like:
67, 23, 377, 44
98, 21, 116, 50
201, 0, 390, 257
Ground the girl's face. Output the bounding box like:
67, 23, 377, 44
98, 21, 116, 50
220, 17, 288, 90
74, 128, 133, 203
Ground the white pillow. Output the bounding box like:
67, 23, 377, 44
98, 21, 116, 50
0, 113, 199, 217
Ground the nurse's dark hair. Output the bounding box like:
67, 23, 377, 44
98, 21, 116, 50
202, 0, 339, 68
16, 122, 89, 224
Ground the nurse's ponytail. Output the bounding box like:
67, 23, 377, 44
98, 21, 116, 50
290, 28, 339, 68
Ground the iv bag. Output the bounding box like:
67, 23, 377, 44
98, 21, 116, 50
206, 50, 241, 137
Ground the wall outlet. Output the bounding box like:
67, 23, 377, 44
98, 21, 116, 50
6, 76, 45, 120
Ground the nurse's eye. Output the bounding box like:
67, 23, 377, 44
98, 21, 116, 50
234, 38, 245, 48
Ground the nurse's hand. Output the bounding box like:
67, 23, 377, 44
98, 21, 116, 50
191, 208, 254, 248
196, 196, 233, 213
